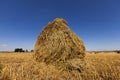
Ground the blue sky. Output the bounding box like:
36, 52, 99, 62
0, 0, 120, 51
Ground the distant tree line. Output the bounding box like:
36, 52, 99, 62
114, 50, 120, 54
14, 48, 33, 52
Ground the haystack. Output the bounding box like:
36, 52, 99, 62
0, 62, 2, 74
34, 18, 86, 72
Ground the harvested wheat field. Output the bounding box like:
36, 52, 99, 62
1, 0, 120, 79
0, 52, 120, 80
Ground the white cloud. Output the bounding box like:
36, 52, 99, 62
0, 44, 8, 47
0, 44, 10, 51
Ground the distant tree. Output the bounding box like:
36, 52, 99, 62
14, 48, 25, 52
116, 50, 120, 54
31, 50, 34, 52
25, 49, 28, 52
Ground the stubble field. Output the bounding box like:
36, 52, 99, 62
0, 52, 120, 80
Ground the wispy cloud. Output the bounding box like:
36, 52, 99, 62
0, 44, 8, 47
0, 44, 10, 51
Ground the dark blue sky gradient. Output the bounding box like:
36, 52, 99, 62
0, 0, 120, 51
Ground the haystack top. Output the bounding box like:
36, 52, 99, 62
49, 18, 68, 26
